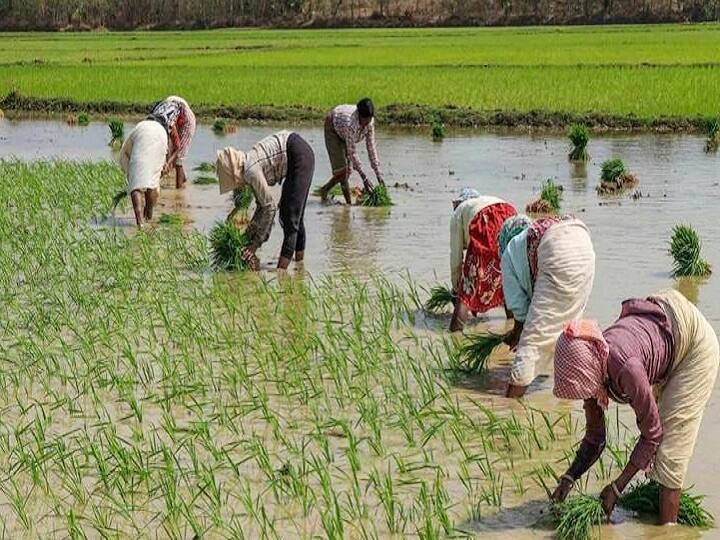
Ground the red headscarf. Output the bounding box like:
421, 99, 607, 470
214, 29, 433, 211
553, 320, 610, 409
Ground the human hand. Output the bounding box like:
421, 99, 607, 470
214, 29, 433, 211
504, 325, 522, 351
600, 483, 620, 516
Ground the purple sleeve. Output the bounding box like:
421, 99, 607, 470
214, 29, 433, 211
617, 359, 663, 471
581, 399, 606, 448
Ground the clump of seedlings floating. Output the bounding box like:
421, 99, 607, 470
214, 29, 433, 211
108, 118, 124, 146
596, 158, 638, 195
193, 161, 216, 173
553, 495, 605, 540
424, 284, 455, 313
526, 179, 562, 214
193, 175, 218, 185
431, 111, 445, 141
209, 221, 255, 270
704, 118, 719, 153
568, 124, 590, 162
360, 184, 393, 207
669, 224, 712, 278
457, 331, 511, 373
619, 480, 713, 527
78, 112, 89, 126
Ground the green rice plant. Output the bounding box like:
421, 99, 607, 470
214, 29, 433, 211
704, 118, 719, 152
597, 158, 638, 195
424, 284, 455, 313
158, 213, 183, 225
568, 124, 590, 161
108, 118, 124, 142
619, 480, 713, 527
600, 158, 626, 183
457, 331, 511, 373
527, 179, 561, 213
110, 189, 127, 212
213, 118, 227, 132
233, 186, 253, 209
209, 222, 252, 271
431, 111, 445, 141
193, 161, 216, 173
553, 495, 605, 540
78, 113, 89, 126
193, 175, 218, 185
359, 184, 393, 207
669, 224, 712, 278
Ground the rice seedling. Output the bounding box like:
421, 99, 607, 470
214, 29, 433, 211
213, 118, 237, 134
619, 480, 713, 527
704, 117, 719, 152
431, 111, 445, 141
424, 284, 455, 313
232, 186, 253, 210
568, 124, 590, 161
553, 495, 605, 540
108, 118, 124, 143
193, 161, 216, 173
158, 213, 184, 225
457, 331, 511, 373
110, 189, 127, 212
359, 184, 393, 207
669, 224, 712, 277
193, 175, 218, 185
526, 179, 561, 214
209, 221, 253, 271
597, 158, 638, 195
77, 113, 89, 126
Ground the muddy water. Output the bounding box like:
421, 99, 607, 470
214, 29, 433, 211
2, 117, 720, 538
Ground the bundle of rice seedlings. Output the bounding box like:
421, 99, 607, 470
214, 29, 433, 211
233, 186, 253, 210
213, 118, 237, 134
424, 284, 455, 313
111, 189, 128, 212
669, 224, 712, 278
619, 480, 713, 527
313, 184, 343, 198
526, 179, 561, 214
209, 222, 253, 271
431, 111, 445, 140
359, 184, 393, 207
568, 124, 590, 162
158, 213, 184, 225
108, 119, 124, 142
704, 118, 719, 153
553, 496, 605, 540
193, 175, 218, 185
193, 161, 216, 173
457, 331, 511, 373
597, 158, 638, 195
78, 113, 90, 126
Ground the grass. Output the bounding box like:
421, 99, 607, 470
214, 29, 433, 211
457, 331, 511, 374
3, 26, 720, 125
568, 124, 590, 161
619, 480, 714, 527
0, 158, 586, 538
553, 496, 605, 540
424, 284, 455, 313
209, 222, 252, 271
359, 185, 393, 207
669, 224, 712, 278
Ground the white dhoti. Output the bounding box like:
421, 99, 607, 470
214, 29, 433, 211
119, 120, 168, 192
511, 221, 596, 386
649, 289, 719, 489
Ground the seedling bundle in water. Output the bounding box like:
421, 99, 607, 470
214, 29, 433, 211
597, 158, 638, 195
458, 331, 511, 373
553, 496, 605, 540
360, 184, 393, 207
193, 175, 218, 185
431, 111, 445, 141
213, 118, 237, 134
568, 124, 590, 162
527, 179, 562, 214
669, 224, 712, 278
193, 161, 216, 173
704, 118, 719, 153
108, 118, 124, 143
78, 112, 90, 126
619, 480, 713, 527
424, 284, 455, 313
209, 222, 253, 271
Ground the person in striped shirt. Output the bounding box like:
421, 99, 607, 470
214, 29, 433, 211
147, 96, 196, 189
318, 98, 384, 204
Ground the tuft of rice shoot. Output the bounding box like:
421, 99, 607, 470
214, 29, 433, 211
568, 124, 590, 161
193, 161, 216, 173
619, 480, 714, 527
526, 179, 562, 214
209, 222, 252, 271
213, 118, 237, 134
431, 111, 445, 140
111, 189, 127, 212
424, 284, 455, 313
158, 213, 183, 225
194, 175, 218, 185
78, 113, 89, 126
597, 158, 638, 195
108, 118, 124, 141
704, 118, 719, 153
553, 496, 605, 540
359, 184, 393, 207
233, 186, 253, 210
600, 158, 626, 184
669, 225, 712, 278
457, 331, 511, 374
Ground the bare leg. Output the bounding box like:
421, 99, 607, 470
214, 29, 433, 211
277, 256, 292, 270
320, 169, 348, 202
175, 164, 187, 189
339, 172, 352, 205
130, 189, 145, 228
295, 250, 305, 262
658, 485, 681, 525
144, 189, 158, 221
449, 300, 469, 332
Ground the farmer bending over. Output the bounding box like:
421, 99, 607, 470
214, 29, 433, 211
448, 188, 519, 332
147, 96, 196, 189
216, 131, 315, 269
318, 98, 384, 204
550, 290, 718, 524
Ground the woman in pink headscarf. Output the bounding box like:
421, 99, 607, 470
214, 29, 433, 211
550, 289, 718, 525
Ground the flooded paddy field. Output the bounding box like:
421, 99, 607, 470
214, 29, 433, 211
1, 117, 720, 538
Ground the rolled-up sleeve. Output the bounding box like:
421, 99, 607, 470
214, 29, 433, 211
618, 360, 663, 471
450, 210, 464, 291
244, 168, 277, 248
501, 240, 531, 322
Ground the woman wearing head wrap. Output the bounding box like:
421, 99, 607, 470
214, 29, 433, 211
550, 289, 718, 524
448, 189, 518, 331
216, 130, 315, 269
147, 96, 196, 189
501, 216, 595, 397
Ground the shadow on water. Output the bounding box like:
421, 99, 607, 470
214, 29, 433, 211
458, 499, 555, 535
